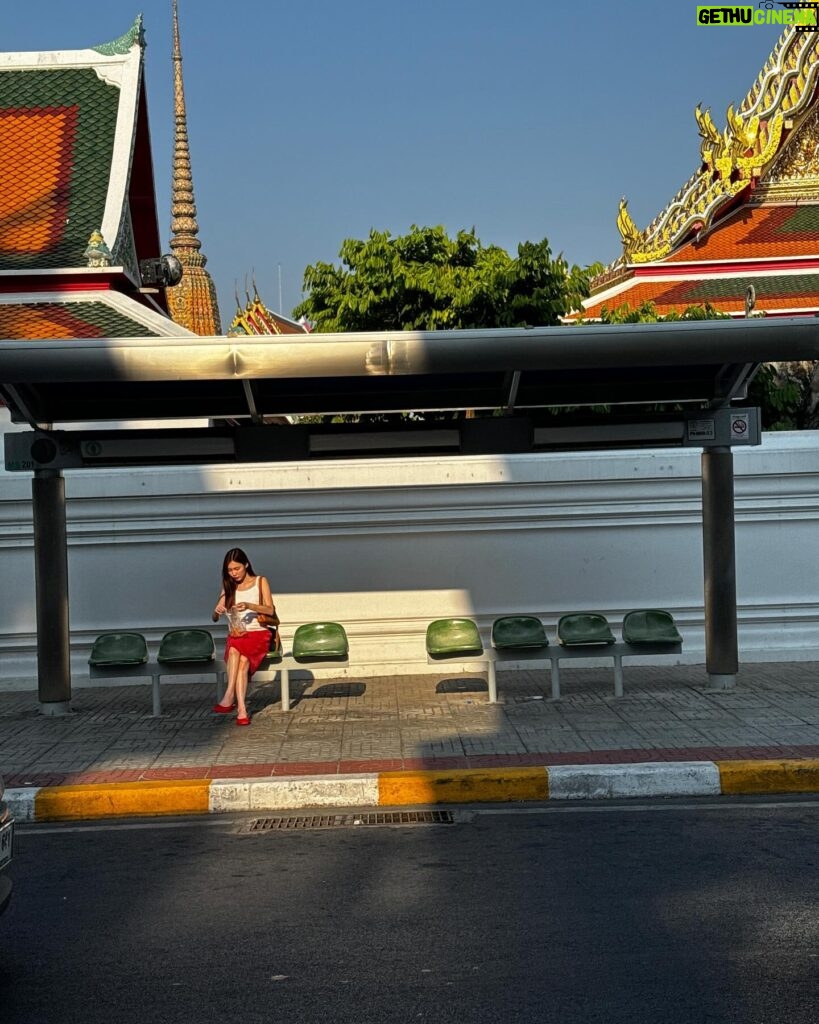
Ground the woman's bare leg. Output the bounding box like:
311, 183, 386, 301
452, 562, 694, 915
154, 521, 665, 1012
217, 647, 241, 706
235, 655, 251, 718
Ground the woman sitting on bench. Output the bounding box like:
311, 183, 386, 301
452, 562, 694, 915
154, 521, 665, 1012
211, 547, 279, 726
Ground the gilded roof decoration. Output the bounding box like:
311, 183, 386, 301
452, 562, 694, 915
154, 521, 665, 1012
228, 291, 308, 336
758, 104, 819, 199
615, 26, 819, 265
84, 228, 112, 267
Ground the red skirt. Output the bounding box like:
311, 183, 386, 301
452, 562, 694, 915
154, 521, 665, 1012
224, 630, 272, 676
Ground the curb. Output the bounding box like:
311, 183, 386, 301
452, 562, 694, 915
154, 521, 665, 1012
7, 759, 819, 822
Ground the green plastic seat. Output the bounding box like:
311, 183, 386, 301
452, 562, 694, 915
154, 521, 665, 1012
622, 609, 683, 645
293, 622, 349, 661
557, 613, 615, 646
89, 632, 149, 667
157, 629, 215, 664
492, 616, 548, 650
426, 618, 483, 657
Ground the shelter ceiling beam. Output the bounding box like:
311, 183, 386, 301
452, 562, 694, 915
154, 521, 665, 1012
242, 379, 262, 423
3, 409, 762, 472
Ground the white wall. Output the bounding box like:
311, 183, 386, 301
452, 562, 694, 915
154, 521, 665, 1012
2, 420, 818, 685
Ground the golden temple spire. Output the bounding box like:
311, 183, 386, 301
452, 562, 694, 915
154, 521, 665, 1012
166, 0, 222, 334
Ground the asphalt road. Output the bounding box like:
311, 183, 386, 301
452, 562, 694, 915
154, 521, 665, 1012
3, 798, 819, 1024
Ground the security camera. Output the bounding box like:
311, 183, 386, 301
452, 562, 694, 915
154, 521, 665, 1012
139, 254, 184, 288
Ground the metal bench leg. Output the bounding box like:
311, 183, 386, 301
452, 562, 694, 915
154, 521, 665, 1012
613, 654, 624, 698
550, 657, 561, 700
486, 660, 497, 703
151, 672, 162, 717
281, 667, 290, 712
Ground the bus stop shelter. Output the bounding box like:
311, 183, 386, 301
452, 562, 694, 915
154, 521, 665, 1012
2, 315, 818, 713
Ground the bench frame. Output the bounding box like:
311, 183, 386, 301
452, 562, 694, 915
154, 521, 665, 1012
88, 649, 350, 716
252, 652, 350, 712
89, 630, 678, 713
89, 660, 226, 717
428, 640, 682, 702
426, 652, 499, 703
540, 641, 683, 698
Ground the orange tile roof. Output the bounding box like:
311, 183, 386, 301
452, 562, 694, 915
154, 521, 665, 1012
581, 273, 819, 319
0, 106, 78, 255
665, 204, 819, 262
0, 302, 159, 339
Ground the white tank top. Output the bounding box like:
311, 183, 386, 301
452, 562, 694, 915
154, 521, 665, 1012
228, 578, 265, 632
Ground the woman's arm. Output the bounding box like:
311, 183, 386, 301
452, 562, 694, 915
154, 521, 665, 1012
212, 590, 226, 621
253, 576, 278, 625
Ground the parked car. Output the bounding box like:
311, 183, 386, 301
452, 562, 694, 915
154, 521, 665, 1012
0, 776, 13, 915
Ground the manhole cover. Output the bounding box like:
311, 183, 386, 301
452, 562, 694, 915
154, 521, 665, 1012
237, 810, 455, 832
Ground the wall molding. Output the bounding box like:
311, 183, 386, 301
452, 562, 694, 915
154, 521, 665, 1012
3, 430, 819, 687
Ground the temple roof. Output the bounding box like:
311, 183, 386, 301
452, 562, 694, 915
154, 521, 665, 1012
0, 292, 195, 340
579, 271, 819, 320
662, 204, 819, 263
571, 26, 819, 322
228, 292, 309, 337
0, 17, 193, 340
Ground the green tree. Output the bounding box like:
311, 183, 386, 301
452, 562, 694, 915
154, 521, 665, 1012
294, 225, 594, 332
749, 361, 819, 430
591, 298, 730, 324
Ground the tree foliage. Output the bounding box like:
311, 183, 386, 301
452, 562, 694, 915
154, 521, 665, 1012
588, 298, 730, 324
750, 361, 819, 430
293, 225, 595, 332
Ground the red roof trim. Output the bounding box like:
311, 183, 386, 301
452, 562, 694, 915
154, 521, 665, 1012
632, 257, 819, 278
0, 276, 115, 294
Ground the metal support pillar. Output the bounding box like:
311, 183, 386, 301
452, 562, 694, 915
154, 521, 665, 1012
32, 469, 72, 714
701, 447, 738, 689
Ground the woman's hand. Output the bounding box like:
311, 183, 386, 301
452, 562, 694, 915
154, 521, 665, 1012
234, 602, 247, 612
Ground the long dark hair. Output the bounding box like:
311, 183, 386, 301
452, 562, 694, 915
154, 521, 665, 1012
221, 547, 257, 609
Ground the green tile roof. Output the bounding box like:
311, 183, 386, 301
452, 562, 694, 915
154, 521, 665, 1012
0, 68, 119, 271
776, 206, 819, 236
0, 301, 159, 339
668, 274, 819, 302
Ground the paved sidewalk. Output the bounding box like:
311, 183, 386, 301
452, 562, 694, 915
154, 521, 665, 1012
2, 661, 819, 817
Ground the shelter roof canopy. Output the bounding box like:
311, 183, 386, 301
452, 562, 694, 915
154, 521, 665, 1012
1, 318, 817, 426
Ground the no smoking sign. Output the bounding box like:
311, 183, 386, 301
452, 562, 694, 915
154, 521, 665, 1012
730, 413, 749, 439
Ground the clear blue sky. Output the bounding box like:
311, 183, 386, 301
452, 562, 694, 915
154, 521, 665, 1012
4, 1, 788, 324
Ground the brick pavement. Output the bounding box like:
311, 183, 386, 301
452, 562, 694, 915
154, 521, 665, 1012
1, 661, 819, 788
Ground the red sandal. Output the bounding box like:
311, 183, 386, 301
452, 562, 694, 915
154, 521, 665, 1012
213, 702, 237, 714
236, 714, 251, 727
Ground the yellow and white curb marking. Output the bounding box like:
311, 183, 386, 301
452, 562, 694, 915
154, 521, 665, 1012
7, 759, 819, 822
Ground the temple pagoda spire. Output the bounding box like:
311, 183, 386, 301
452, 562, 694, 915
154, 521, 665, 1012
166, 0, 222, 335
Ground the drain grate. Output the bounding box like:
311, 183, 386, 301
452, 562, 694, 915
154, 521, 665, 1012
238, 810, 455, 832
